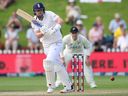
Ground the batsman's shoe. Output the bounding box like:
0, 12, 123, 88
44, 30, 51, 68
55, 81, 61, 88
47, 87, 54, 93
90, 83, 97, 88
60, 85, 73, 93
47, 85, 56, 93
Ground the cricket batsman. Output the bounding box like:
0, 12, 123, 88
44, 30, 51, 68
31, 2, 73, 93
56, 26, 97, 88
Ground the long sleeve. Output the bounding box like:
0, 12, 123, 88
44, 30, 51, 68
83, 38, 93, 56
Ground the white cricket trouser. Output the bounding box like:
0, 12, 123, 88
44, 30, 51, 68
44, 43, 62, 65
56, 49, 95, 85
43, 42, 71, 88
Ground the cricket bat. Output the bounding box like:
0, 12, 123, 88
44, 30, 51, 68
16, 9, 34, 22
16, 8, 44, 27
16, 9, 56, 34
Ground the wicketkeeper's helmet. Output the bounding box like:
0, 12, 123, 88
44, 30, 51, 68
70, 26, 79, 33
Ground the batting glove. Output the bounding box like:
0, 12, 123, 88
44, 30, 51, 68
40, 25, 49, 34
49, 24, 61, 35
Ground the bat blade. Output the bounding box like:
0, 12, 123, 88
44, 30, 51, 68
16, 9, 34, 22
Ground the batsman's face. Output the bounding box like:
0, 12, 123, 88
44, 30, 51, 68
35, 9, 44, 17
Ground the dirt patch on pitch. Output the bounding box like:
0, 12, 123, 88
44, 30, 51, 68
0, 89, 128, 96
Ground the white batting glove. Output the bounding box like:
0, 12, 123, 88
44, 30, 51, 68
54, 23, 61, 30
49, 24, 61, 35
40, 25, 49, 34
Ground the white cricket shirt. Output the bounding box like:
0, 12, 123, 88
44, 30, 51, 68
31, 11, 62, 47
62, 34, 92, 54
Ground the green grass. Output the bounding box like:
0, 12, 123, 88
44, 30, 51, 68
0, 76, 128, 96
0, 0, 128, 46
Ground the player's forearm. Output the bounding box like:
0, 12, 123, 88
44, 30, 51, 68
60, 49, 65, 58
56, 17, 64, 25
85, 40, 93, 56
87, 43, 93, 53
86, 56, 91, 66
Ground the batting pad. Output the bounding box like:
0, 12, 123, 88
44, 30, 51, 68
43, 60, 55, 88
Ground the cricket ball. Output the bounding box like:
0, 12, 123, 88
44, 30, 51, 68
110, 76, 115, 81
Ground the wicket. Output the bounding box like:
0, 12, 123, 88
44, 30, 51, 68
71, 54, 84, 92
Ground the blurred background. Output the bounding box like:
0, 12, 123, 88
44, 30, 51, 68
0, 0, 127, 49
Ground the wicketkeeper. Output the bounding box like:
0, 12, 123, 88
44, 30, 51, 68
56, 26, 97, 88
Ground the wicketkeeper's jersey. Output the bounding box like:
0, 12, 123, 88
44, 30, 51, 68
62, 34, 92, 55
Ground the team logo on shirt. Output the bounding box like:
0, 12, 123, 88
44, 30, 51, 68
69, 41, 82, 49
